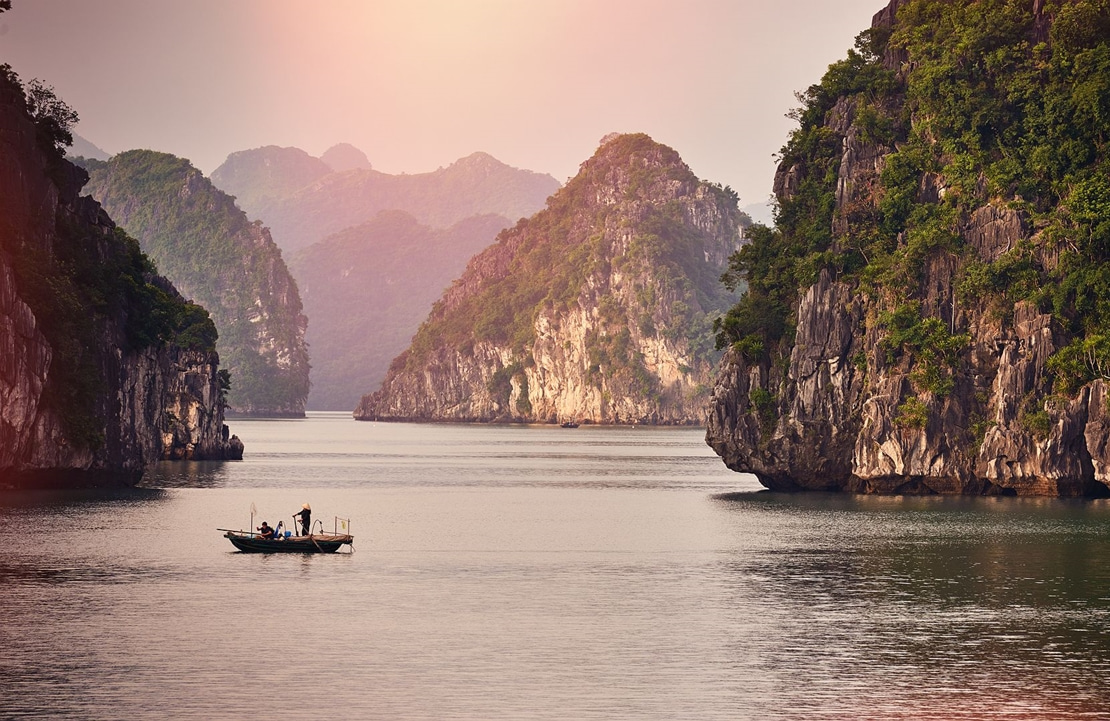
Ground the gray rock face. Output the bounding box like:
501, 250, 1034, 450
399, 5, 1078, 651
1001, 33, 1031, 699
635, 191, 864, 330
708, 259, 1110, 496
0, 70, 241, 487
707, 270, 866, 491
966, 204, 1025, 263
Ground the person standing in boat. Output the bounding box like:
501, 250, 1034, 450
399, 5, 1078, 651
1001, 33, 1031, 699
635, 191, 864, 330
293, 503, 311, 535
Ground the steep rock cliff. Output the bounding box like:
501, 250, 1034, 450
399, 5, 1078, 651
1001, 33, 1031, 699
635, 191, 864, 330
0, 66, 242, 487
708, 0, 1110, 496
357, 133, 746, 424
83, 151, 311, 416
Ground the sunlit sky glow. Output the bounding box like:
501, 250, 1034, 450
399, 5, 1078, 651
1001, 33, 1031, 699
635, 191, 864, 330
2, 0, 884, 213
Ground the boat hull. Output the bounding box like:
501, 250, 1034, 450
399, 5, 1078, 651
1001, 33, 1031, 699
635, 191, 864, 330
224, 532, 353, 554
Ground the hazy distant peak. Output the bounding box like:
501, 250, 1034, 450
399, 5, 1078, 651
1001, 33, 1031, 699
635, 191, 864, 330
447, 151, 505, 171
210, 145, 332, 206
218, 145, 559, 252
445, 152, 558, 186
367, 208, 421, 228
220, 144, 317, 166
320, 143, 372, 172
68, 132, 111, 161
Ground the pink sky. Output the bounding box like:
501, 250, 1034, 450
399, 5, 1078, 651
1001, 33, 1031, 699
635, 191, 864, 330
1, 0, 883, 214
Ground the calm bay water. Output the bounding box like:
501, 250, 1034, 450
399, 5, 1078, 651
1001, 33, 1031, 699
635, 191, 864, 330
3, 413, 1110, 719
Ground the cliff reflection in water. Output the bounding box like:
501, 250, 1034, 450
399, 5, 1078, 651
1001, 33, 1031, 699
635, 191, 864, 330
715, 492, 1110, 717
143, 460, 235, 489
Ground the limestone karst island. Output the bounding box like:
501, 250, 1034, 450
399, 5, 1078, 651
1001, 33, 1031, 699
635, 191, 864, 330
0, 66, 242, 487
707, 0, 1110, 497
354, 133, 748, 426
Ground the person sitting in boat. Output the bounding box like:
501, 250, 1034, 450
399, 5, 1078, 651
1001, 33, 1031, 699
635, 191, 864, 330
293, 503, 311, 535
256, 521, 275, 540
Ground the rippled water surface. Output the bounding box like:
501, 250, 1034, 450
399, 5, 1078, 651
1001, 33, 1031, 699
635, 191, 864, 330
3, 413, 1110, 719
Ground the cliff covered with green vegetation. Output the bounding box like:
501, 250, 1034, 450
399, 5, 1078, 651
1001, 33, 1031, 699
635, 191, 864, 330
82, 151, 311, 416
708, 0, 1110, 496
357, 133, 747, 424
0, 64, 241, 486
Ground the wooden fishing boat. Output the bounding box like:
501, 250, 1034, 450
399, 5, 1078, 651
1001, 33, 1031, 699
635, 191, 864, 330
219, 513, 354, 554
220, 529, 353, 553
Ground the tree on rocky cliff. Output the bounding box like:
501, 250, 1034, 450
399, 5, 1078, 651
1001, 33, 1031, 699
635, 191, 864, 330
25, 79, 78, 151
0, 64, 77, 160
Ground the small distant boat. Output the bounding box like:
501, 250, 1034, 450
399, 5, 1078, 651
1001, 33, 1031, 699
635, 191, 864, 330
220, 530, 353, 553
560, 421, 580, 428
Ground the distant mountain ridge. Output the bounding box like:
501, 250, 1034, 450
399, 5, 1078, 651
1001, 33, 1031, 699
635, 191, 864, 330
211, 145, 561, 252
210, 145, 332, 211
290, 211, 511, 410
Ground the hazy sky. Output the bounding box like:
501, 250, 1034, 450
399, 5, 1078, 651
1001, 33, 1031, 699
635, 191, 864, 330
1, 0, 884, 212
